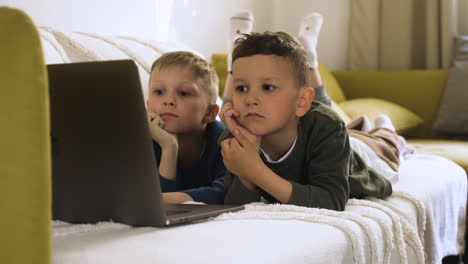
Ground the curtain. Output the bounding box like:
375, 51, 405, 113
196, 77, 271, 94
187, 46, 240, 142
348, 0, 462, 70
459, 0, 468, 35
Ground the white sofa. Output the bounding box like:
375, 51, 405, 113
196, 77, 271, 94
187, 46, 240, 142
39, 27, 467, 264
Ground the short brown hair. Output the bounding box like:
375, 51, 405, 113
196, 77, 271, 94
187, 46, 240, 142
232, 31, 310, 88
151, 51, 219, 103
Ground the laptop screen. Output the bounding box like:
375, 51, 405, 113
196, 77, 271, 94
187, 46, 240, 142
49, 60, 167, 226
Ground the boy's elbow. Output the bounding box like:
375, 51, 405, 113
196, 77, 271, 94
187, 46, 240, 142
334, 195, 347, 211
224, 193, 244, 205
289, 182, 349, 211
315, 192, 347, 211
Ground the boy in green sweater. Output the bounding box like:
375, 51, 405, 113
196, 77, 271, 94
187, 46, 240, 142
220, 31, 392, 210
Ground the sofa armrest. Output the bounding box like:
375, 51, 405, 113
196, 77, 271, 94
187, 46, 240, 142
332, 70, 448, 138
0, 7, 51, 264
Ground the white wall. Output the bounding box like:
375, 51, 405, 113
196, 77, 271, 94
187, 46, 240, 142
2, 0, 351, 70
271, 0, 350, 70
170, 0, 350, 70
0, 0, 157, 39
170, 0, 272, 59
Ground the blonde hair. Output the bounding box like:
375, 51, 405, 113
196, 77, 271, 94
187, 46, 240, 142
150, 51, 219, 103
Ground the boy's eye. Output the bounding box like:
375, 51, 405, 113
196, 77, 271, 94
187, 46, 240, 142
154, 89, 164, 95
262, 84, 276, 92
179, 91, 191, 97
235, 85, 248, 93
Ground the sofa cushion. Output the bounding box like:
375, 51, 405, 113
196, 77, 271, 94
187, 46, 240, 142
331, 70, 448, 138
331, 100, 351, 124
318, 63, 346, 103
338, 98, 424, 136
211, 53, 229, 97
408, 139, 468, 172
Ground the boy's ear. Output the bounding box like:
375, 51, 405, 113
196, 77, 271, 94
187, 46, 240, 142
296, 87, 315, 117
203, 103, 220, 124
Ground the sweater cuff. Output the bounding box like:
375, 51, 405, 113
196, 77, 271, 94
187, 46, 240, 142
159, 176, 177, 192
288, 181, 308, 206
225, 177, 261, 205
182, 188, 223, 205
288, 181, 342, 210
182, 189, 202, 204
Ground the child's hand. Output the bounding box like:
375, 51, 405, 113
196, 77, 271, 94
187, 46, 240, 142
233, 124, 261, 152
220, 101, 239, 131
221, 102, 261, 150
163, 192, 193, 204
148, 111, 177, 148
221, 128, 264, 181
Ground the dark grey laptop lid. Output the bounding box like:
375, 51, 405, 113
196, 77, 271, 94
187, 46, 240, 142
48, 60, 244, 227
49, 60, 167, 226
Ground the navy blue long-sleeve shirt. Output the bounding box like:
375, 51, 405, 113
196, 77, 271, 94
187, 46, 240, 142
153, 121, 225, 205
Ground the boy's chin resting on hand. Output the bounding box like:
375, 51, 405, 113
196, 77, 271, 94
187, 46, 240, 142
148, 112, 178, 148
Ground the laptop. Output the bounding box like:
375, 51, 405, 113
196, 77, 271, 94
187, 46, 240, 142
48, 60, 244, 227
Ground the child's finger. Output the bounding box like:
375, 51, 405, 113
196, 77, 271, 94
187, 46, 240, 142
149, 113, 165, 128
235, 125, 252, 138
225, 116, 239, 132
220, 138, 231, 153
224, 108, 239, 117
234, 128, 250, 147
222, 109, 234, 123
233, 128, 253, 149
157, 117, 164, 127
230, 109, 240, 117
220, 103, 233, 122
149, 114, 164, 128
234, 124, 260, 149
147, 112, 156, 123
221, 102, 233, 111
154, 115, 164, 128
148, 111, 157, 120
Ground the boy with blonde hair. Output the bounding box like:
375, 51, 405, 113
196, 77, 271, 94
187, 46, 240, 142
147, 51, 225, 205
221, 32, 392, 210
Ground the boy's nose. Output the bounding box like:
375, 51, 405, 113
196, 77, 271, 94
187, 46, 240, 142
245, 91, 259, 106
163, 101, 175, 106
163, 94, 175, 106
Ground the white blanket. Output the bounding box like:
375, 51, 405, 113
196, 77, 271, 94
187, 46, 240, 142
52, 154, 466, 264
388, 154, 467, 263
52, 202, 410, 264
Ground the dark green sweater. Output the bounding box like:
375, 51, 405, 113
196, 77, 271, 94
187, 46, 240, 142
223, 101, 392, 210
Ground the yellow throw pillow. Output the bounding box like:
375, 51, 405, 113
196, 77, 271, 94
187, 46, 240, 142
339, 98, 423, 135
331, 100, 351, 124
211, 53, 228, 97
